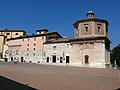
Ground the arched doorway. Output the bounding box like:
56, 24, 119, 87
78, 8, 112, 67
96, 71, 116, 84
84, 55, 89, 64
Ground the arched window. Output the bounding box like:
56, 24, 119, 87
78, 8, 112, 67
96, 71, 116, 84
84, 24, 89, 32
97, 24, 101, 32
98, 26, 101, 32
85, 26, 88, 32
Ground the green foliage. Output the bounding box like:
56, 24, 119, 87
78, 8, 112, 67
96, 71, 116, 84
111, 44, 120, 67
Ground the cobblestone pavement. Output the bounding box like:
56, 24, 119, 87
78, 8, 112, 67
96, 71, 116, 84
0, 62, 120, 90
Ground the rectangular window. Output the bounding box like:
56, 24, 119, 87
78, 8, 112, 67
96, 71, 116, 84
57, 57, 59, 60
34, 48, 35, 50
16, 33, 18, 35
34, 43, 36, 46
90, 42, 94, 48
27, 53, 29, 56
7, 33, 10, 35
53, 46, 56, 50
67, 44, 69, 48
27, 44, 29, 46
28, 38, 29, 41
27, 48, 29, 51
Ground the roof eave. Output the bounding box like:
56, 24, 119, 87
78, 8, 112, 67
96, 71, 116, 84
73, 18, 109, 27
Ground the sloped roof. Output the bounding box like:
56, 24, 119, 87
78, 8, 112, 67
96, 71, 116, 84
44, 36, 111, 44
7, 32, 62, 40
0, 29, 26, 33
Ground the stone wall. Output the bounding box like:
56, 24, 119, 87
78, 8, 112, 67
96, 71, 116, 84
7, 45, 43, 63
70, 39, 110, 68
74, 21, 107, 38
0, 36, 4, 58
43, 43, 70, 64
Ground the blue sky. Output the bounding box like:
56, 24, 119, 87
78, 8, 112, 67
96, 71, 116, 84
0, 0, 120, 49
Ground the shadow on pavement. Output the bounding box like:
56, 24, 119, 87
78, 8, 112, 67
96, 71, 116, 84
0, 75, 38, 90
116, 88, 120, 90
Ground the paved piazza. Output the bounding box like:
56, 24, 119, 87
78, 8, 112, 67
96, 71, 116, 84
0, 62, 120, 90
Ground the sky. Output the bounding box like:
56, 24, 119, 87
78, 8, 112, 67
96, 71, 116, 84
0, 0, 120, 49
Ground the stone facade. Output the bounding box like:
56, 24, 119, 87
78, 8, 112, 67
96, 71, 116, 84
72, 11, 110, 68
0, 29, 26, 39
43, 41, 70, 64
5, 30, 62, 63
70, 39, 110, 68
43, 36, 110, 68
0, 29, 26, 58
42, 11, 111, 68
0, 35, 5, 58
74, 21, 107, 37
1, 11, 111, 68
74, 11, 108, 38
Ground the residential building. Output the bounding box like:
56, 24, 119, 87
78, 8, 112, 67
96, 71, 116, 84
0, 29, 26, 39
5, 29, 62, 63
0, 29, 26, 58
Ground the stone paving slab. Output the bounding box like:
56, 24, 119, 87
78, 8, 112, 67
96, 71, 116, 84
0, 62, 120, 90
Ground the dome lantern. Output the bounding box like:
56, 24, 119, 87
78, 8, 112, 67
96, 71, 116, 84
87, 10, 94, 18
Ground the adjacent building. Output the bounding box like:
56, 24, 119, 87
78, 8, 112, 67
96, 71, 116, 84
5, 29, 62, 63
0, 29, 26, 39
0, 29, 26, 58
43, 38, 70, 64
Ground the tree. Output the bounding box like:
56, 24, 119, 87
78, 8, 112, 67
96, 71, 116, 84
110, 44, 120, 67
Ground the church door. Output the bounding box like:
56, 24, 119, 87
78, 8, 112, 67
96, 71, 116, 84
85, 55, 89, 64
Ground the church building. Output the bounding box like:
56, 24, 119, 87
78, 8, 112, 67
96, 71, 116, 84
43, 11, 111, 68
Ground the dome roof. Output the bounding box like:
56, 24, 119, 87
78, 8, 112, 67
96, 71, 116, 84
87, 10, 94, 14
